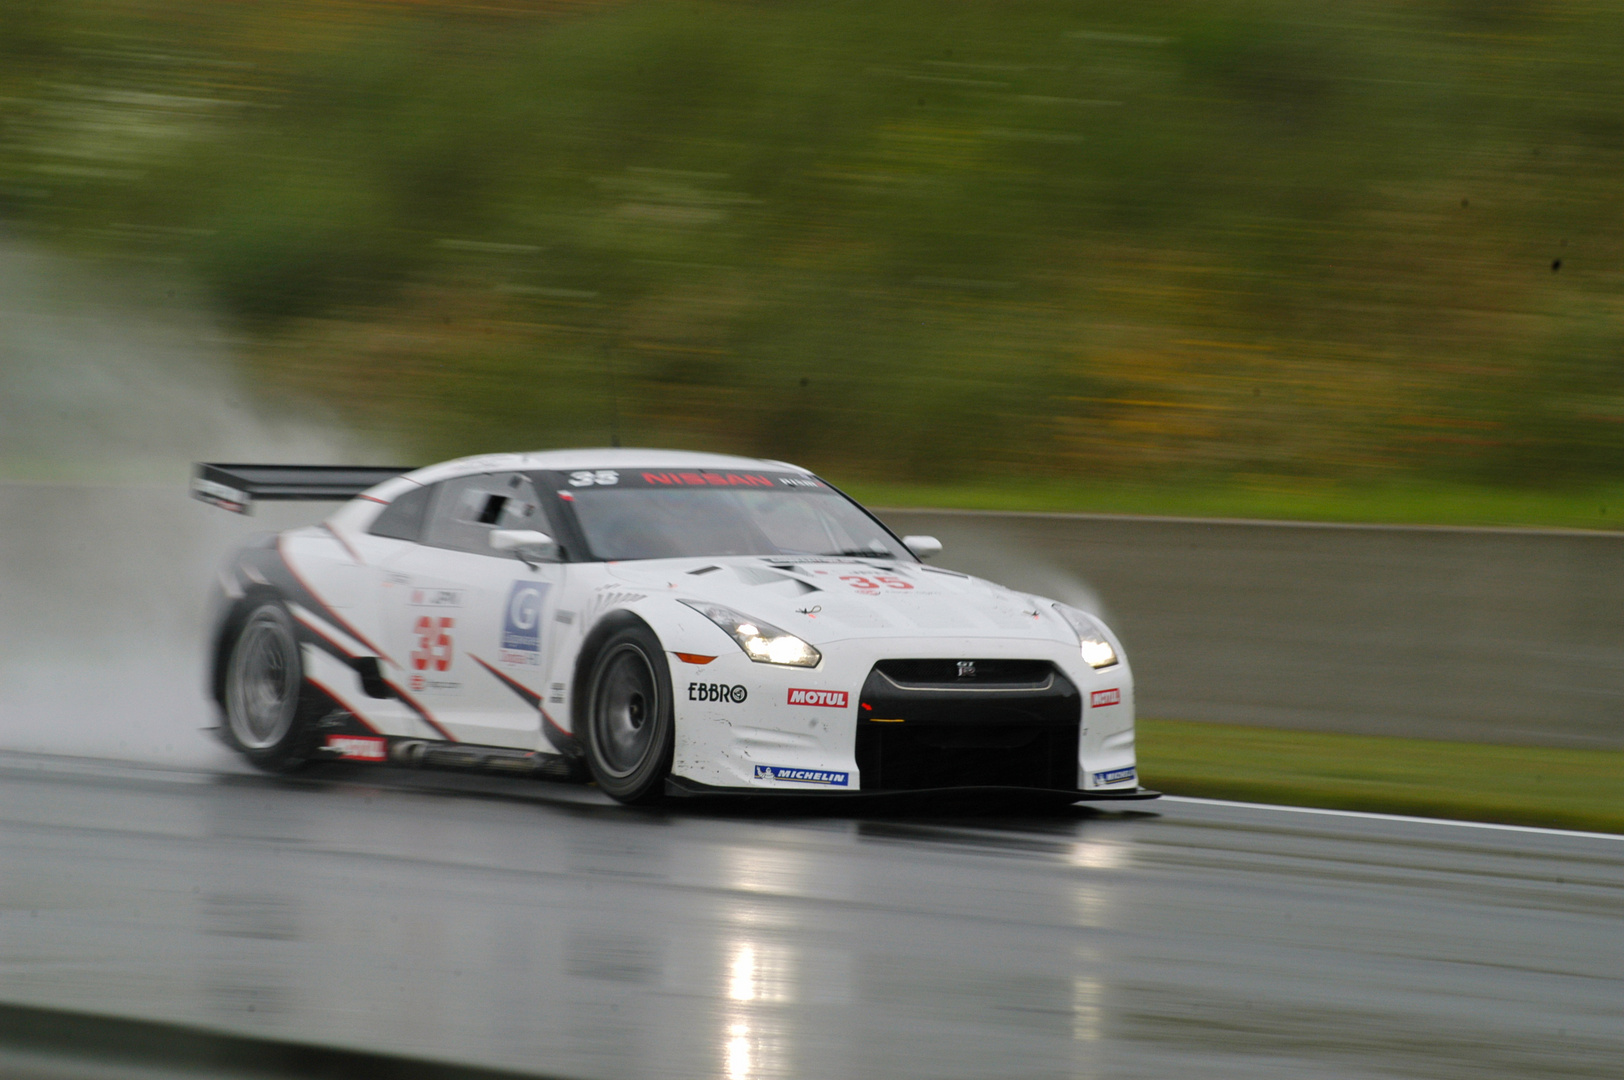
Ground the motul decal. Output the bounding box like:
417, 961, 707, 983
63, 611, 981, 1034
1090, 688, 1122, 708
326, 735, 387, 761
787, 688, 848, 709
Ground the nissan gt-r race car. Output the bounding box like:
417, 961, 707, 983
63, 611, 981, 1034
194, 450, 1153, 805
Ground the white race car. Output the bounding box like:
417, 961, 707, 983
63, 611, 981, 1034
196, 450, 1151, 805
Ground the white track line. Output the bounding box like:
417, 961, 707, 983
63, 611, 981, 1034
1160, 795, 1624, 842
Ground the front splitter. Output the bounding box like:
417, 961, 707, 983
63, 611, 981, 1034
664, 775, 1159, 801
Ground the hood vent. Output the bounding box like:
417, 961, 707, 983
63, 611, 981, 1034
734, 565, 821, 593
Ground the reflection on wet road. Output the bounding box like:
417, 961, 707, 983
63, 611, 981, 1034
0, 753, 1619, 1080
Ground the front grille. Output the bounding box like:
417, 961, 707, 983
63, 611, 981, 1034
856, 661, 1079, 791
874, 658, 1055, 689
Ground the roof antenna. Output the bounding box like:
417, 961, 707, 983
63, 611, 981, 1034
604, 341, 621, 448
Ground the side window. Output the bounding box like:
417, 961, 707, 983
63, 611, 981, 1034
422, 472, 545, 556
367, 482, 433, 542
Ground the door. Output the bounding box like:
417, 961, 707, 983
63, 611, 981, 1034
378, 471, 565, 748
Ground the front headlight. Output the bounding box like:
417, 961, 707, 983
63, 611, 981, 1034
1053, 604, 1119, 669
680, 601, 822, 668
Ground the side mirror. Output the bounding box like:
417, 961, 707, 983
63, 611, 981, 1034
902, 535, 942, 561
490, 529, 558, 563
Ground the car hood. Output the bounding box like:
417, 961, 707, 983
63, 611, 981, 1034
604, 555, 1080, 645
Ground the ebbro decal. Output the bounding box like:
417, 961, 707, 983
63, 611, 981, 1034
1090, 688, 1122, 708
1093, 766, 1136, 786
500, 580, 550, 666
755, 764, 850, 787
326, 735, 387, 761
787, 688, 848, 708
689, 683, 748, 703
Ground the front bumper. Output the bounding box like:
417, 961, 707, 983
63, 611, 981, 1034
668, 636, 1137, 794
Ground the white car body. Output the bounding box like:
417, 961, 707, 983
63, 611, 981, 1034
204, 449, 1142, 799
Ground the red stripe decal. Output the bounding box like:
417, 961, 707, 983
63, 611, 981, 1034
386, 679, 457, 743
277, 535, 396, 667
471, 655, 542, 709
322, 522, 367, 566
291, 606, 357, 658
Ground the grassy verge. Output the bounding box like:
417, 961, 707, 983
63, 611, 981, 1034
846, 480, 1624, 533
1137, 719, 1624, 834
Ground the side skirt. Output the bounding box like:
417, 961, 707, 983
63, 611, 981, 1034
310, 733, 576, 779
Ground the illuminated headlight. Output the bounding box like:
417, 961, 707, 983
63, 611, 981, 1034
1053, 604, 1119, 669
680, 601, 822, 668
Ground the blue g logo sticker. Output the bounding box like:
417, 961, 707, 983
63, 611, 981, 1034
502, 581, 548, 653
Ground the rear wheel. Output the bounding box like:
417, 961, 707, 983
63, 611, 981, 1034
223, 600, 317, 772
585, 625, 674, 804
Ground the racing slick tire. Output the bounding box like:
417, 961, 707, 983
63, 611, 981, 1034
584, 624, 675, 805
222, 599, 320, 773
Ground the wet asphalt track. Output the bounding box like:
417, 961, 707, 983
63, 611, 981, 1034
0, 751, 1620, 1080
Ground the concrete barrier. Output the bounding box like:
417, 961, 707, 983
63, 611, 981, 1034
4, 483, 1617, 753
877, 509, 1624, 750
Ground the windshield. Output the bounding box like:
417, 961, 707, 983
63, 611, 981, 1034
560, 470, 911, 561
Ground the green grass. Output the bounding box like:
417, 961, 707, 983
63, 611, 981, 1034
10, 0, 1624, 489
846, 479, 1624, 532
1139, 719, 1624, 834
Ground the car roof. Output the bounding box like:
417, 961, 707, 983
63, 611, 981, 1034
404, 448, 811, 485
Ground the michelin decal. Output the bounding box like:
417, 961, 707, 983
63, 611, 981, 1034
755, 764, 850, 787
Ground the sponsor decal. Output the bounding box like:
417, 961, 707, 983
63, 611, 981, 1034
410, 588, 463, 608
776, 476, 823, 487
641, 471, 774, 488
1093, 766, 1136, 786
411, 616, 455, 672
755, 764, 850, 787
326, 735, 387, 761
1090, 688, 1122, 708
500, 580, 549, 666
409, 674, 461, 694
839, 574, 913, 593
567, 469, 620, 487
787, 688, 848, 709
688, 682, 748, 704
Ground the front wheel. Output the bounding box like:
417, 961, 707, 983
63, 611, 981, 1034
585, 624, 675, 804
222, 600, 318, 772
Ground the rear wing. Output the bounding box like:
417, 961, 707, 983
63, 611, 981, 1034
191, 463, 415, 514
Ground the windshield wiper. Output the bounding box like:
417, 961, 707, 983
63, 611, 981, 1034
819, 548, 896, 559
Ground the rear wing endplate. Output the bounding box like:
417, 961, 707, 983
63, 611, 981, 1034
192, 463, 415, 514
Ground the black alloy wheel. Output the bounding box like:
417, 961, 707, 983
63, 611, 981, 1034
222, 600, 317, 772
585, 624, 675, 804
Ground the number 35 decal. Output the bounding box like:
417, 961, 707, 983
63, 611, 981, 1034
841, 575, 913, 592
412, 615, 455, 672
568, 470, 619, 487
